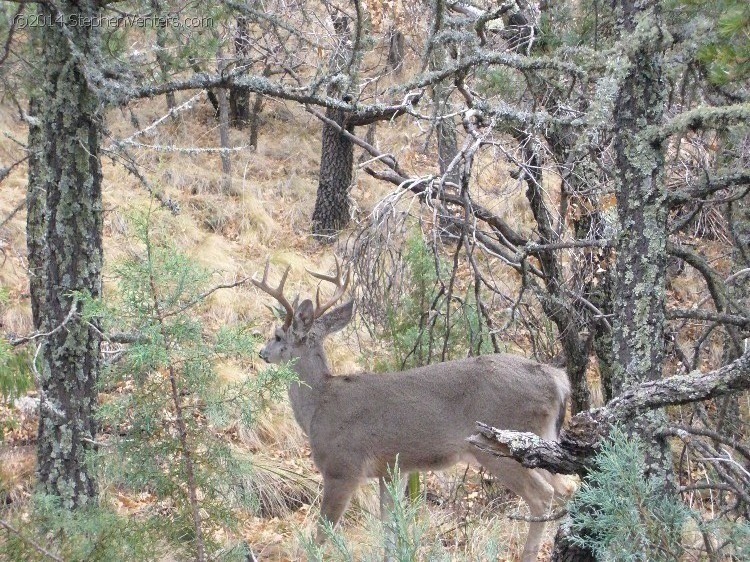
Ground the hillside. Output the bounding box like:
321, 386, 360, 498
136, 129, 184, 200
0, 93, 551, 560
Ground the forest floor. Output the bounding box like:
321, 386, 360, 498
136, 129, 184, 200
1, 93, 574, 561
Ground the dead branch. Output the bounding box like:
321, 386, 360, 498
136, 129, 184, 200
0, 518, 64, 562
470, 349, 750, 476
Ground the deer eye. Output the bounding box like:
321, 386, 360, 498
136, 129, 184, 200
274, 335, 282, 342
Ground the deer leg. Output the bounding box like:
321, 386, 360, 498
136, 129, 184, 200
541, 469, 578, 502
316, 476, 360, 543
475, 454, 555, 562
379, 476, 391, 520
518, 473, 555, 562
378, 473, 408, 519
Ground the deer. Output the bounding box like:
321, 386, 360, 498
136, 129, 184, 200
252, 258, 572, 562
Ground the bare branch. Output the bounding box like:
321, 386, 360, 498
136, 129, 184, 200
668, 169, 750, 205
0, 4, 23, 67
0, 199, 25, 230
666, 309, 750, 328
0, 519, 64, 562
468, 424, 594, 474
471, 350, 750, 475
647, 103, 750, 145
0, 155, 29, 185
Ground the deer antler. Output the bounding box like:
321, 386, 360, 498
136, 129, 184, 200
252, 259, 294, 330
306, 256, 350, 319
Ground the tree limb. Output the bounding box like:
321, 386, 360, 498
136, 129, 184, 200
666, 308, 750, 328
668, 169, 750, 205
0, 519, 64, 562
470, 350, 750, 476
647, 103, 750, 145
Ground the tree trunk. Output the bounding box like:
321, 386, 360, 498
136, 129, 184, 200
229, 16, 250, 128
216, 48, 235, 196
218, 87, 233, 195
311, 14, 355, 239
32, 0, 103, 509
248, 65, 272, 150
150, 0, 175, 114
188, 56, 219, 117
428, 29, 461, 244
497, 4, 592, 414
551, 519, 597, 562
520, 138, 591, 413
427, 38, 459, 186
387, 27, 405, 74
720, 197, 750, 441
611, 0, 671, 484
311, 106, 354, 239
248, 92, 264, 150
26, 96, 44, 331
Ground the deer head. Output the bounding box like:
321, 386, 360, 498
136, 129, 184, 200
252, 257, 353, 365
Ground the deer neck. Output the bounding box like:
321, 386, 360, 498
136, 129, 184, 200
288, 343, 331, 434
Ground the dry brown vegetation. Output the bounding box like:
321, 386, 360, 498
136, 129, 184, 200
0, 90, 563, 559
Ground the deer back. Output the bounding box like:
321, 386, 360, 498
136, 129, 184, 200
305, 354, 569, 477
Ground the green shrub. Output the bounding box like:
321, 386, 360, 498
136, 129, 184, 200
568, 427, 688, 562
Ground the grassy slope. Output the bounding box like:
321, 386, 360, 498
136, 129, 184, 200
0, 94, 560, 561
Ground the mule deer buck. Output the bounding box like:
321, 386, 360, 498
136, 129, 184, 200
252, 258, 571, 562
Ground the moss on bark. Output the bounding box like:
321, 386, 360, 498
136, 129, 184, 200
31, 0, 103, 510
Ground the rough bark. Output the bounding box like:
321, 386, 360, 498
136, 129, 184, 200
722, 197, 750, 441
216, 49, 235, 196
611, 0, 671, 484
387, 27, 404, 73
589, 268, 615, 403
33, 0, 103, 509
248, 66, 271, 150
311, 105, 354, 239
551, 519, 597, 562
311, 14, 356, 239
469, 421, 598, 475
520, 138, 591, 413
248, 91, 264, 150
218, 87, 233, 194
431, 51, 459, 187
187, 56, 220, 117
497, 3, 592, 414
26, 96, 44, 331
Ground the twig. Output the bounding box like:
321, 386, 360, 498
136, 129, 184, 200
0, 4, 24, 66
111, 91, 204, 147
507, 508, 568, 522
0, 199, 25, 230
114, 140, 248, 154
9, 305, 79, 347
161, 277, 251, 320
0, 519, 64, 562
0, 155, 29, 185
666, 309, 750, 328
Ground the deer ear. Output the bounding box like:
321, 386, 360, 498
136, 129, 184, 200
316, 300, 354, 336
292, 299, 315, 336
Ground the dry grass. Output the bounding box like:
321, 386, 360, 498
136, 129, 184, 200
0, 445, 35, 505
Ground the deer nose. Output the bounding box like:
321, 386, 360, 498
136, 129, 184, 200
259, 347, 269, 362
